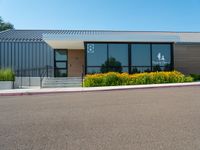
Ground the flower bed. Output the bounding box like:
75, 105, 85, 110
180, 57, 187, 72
83, 71, 193, 87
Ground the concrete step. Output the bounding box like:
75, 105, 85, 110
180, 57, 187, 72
45, 77, 82, 80
42, 77, 83, 88
43, 79, 82, 82
43, 81, 82, 85
42, 84, 82, 88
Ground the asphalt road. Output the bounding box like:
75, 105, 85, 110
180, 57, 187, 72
0, 86, 200, 150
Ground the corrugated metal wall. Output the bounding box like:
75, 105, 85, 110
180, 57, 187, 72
0, 42, 54, 76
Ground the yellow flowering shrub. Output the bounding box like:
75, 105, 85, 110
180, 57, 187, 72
83, 71, 194, 87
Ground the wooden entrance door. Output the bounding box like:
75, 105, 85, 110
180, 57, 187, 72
68, 50, 84, 77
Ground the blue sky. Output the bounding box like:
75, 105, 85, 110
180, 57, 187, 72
0, 0, 200, 31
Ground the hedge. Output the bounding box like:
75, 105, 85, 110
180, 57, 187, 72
190, 74, 200, 81
83, 71, 193, 87
0, 69, 15, 81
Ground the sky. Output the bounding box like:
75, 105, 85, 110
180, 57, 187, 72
0, 0, 200, 31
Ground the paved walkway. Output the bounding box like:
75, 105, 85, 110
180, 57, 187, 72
1, 86, 200, 150
0, 82, 200, 96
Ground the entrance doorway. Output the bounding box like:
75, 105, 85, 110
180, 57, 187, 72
54, 49, 68, 77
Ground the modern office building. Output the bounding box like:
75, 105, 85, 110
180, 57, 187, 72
0, 29, 200, 78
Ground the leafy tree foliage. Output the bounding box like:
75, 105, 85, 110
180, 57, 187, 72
0, 17, 14, 31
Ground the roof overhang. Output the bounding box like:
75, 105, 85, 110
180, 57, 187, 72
43, 32, 200, 49
44, 40, 84, 49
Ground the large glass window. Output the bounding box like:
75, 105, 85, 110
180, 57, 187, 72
131, 67, 151, 73
86, 43, 129, 73
86, 43, 173, 74
55, 50, 67, 61
87, 44, 107, 66
108, 44, 128, 66
131, 44, 151, 73
152, 44, 171, 71
87, 67, 102, 74
131, 44, 151, 66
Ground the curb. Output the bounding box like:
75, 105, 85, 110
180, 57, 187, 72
0, 82, 199, 96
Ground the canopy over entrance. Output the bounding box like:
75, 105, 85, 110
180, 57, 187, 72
42, 31, 193, 49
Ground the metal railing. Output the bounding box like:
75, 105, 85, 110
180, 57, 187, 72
14, 65, 85, 88
14, 65, 54, 88
39, 66, 54, 88
81, 65, 85, 87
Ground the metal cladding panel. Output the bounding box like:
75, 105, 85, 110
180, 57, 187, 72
11, 43, 14, 68
0, 43, 2, 68
0, 41, 54, 76
5, 43, 8, 67
18, 43, 22, 70
1, 29, 200, 43
1, 43, 5, 68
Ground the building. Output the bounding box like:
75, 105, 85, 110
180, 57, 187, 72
0, 29, 200, 79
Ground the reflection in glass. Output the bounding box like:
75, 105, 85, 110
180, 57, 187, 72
55, 50, 67, 61
120, 67, 129, 73
87, 44, 107, 66
101, 57, 122, 73
87, 66, 129, 74
131, 44, 151, 66
86, 43, 172, 74
108, 44, 128, 66
106, 66, 129, 73
87, 67, 101, 74
152, 64, 171, 72
152, 44, 171, 66
131, 67, 151, 74
56, 62, 66, 68
54, 49, 68, 77
55, 69, 67, 77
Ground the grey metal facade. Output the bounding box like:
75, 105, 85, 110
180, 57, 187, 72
0, 41, 54, 76
1, 29, 200, 77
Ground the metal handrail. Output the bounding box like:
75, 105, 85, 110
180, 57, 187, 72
40, 65, 53, 88
13, 66, 53, 88
13, 65, 84, 88
81, 65, 85, 87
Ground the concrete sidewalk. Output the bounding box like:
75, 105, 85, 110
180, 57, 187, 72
0, 82, 200, 96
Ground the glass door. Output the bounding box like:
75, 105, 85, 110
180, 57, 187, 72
54, 49, 68, 77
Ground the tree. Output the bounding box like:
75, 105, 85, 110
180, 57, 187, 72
0, 17, 14, 31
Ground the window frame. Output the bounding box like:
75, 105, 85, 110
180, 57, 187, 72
84, 42, 174, 74
54, 49, 68, 77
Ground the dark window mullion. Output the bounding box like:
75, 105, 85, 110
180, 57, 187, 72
171, 43, 174, 70
107, 43, 109, 72
150, 44, 153, 72
128, 44, 131, 74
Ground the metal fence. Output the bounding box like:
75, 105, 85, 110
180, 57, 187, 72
14, 65, 54, 88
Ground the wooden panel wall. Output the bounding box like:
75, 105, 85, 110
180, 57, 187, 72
174, 43, 200, 74
68, 50, 84, 77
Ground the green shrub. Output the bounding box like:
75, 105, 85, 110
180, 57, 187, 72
184, 76, 194, 82
83, 71, 194, 87
0, 69, 15, 81
190, 74, 200, 81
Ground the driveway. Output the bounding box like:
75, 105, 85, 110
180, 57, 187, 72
0, 86, 200, 150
